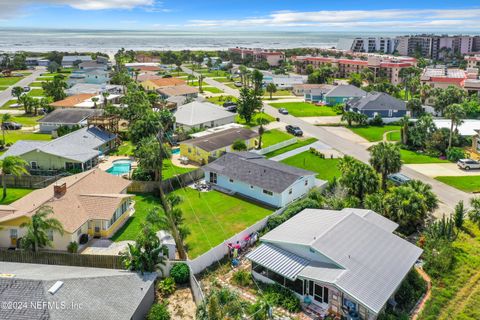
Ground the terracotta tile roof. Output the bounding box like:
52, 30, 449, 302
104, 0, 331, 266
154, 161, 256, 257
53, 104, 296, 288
135, 65, 162, 72
0, 169, 132, 233
144, 78, 185, 88
50, 94, 96, 108
157, 85, 199, 96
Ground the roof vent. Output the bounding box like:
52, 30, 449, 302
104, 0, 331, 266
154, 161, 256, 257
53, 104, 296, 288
48, 281, 64, 295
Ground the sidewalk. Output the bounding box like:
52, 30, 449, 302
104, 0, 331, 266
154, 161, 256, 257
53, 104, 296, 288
270, 141, 332, 161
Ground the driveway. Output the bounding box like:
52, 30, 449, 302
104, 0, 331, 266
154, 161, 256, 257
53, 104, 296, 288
405, 163, 480, 178
80, 239, 133, 256
300, 116, 342, 125
0, 68, 45, 107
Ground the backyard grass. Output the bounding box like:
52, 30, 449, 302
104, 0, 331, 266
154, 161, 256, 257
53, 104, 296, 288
235, 112, 275, 127
0, 77, 23, 86
418, 221, 480, 320
27, 89, 44, 97
3, 131, 51, 144
112, 189, 273, 259
269, 102, 338, 117
207, 95, 237, 106
202, 86, 224, 94
349, 125, 401, 142
111, 141, 135, 156
281, 151, 341, 182
400, 149, 450, 164
264, 138, 318, 158
0, 188, 33, 205
28, 81, 45, 87
10, 114, 42, 127
386, 130, 401, 141
261, 129, 294, 148
435, 176, 480, 193
162, 159, 196, 180
0, 100, 18, 110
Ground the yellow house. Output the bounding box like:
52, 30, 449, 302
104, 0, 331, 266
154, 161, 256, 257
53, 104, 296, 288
180, 127, 259, 164
0, 169, 133, 251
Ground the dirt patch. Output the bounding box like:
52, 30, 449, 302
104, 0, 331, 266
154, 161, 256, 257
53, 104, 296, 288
166, 285, 196, 320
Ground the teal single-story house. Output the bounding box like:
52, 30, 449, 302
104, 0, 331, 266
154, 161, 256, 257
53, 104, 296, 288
324, 85, 366, 105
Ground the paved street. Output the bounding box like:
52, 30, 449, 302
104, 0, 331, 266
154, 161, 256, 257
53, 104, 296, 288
0, 68, 45, 107
182, 66, 474, 215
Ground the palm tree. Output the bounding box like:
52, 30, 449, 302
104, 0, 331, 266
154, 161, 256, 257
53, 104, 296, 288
256, 115, 270, 149
198, 74, 204, 93
444, 103, 466, 149
135, 135, 170, 182
469, 197, 480, 227
20, 206, 64, 252
369, 142, 402, 191
11, 86, 24, 101
0, 156, 29, 200
341, 111, 357, 127
266, 83, 277, 100
398, 116, 410, 145
419, 84, 432, 104
91, 97, 99, 109
101, 91, 110, 108
1, 113, 11, 146
146, 194, 189, 260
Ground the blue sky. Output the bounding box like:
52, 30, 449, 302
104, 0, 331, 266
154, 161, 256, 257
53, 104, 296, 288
1, 0, 480, 31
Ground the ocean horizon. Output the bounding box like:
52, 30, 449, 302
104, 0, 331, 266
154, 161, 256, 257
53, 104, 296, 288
3, 28, 477, 53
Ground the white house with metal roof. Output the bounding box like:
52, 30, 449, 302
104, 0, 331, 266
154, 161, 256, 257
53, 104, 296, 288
173, 101, 235, 130
246, 208, 422, 319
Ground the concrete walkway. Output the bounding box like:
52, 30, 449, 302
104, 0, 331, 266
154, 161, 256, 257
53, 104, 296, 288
270, 141, 332, 161
405, 163, 480, 178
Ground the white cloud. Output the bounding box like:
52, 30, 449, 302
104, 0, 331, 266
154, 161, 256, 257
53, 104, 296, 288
186, 8, 480, 30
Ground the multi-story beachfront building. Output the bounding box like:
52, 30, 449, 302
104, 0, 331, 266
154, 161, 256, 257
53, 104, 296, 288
291, 55, 417, 85
337, 37, 397, 54
228, 47, 284, 66
466, 55, 480, 70
395, 35, 480, 59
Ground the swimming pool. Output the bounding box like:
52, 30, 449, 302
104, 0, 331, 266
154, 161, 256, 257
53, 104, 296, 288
106, 159, 132, 176
172, 148, 180, 155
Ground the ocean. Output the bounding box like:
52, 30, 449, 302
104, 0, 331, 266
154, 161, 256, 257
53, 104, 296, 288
0, 28, 410, 53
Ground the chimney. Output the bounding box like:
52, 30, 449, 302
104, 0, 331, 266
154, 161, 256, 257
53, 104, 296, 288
54, 183, 67, 197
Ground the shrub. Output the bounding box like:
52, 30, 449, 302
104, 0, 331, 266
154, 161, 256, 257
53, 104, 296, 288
132, 166, 153, 181
309, 147, 325, 158
79, 234, 89, 245
67, 241, 78, 253
446, 147, 466, 162
170, 263, 189, 284
232, 270, 252, 287
232, 139, 247, 151
147, 303, 171, 320
369, 114, 384, 126
157, 277, 176, 297
423, 239, 456, 278
263, 283, 301, 313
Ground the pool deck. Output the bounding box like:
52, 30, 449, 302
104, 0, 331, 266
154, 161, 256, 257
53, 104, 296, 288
98, 156, 137, 172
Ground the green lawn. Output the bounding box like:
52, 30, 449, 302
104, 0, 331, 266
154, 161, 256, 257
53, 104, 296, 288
211, 77, 233, 83
0, 188, 33, 205
261, 129, 294, 148
3, 131, 51, 144
162, 159, 196, 180
28, 81, 45, 87
0, 100, 18, 110
202, 86, 224, 94
112, 189, 273, 259
269, 102, 338, 117
264, 138, 318, 158
111, 141, 135, 156
10, 114, 42, 127
0, 77, 23, 86
281, 151, 341, 182
235, 112, 275, 127
435, 176, 480, 193
263, 90, 294, 98
419, 222, 480, 320
349, 125, 401, 142
386, 130, 401, 141
199, 70, 230, 78
207, 95, 237, 106
226, 83, 242, 90
27, 89, 44, 97
400, 149, 450, 164
36, 77, 54, 81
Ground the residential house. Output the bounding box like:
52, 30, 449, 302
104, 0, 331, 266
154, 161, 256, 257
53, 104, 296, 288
263, 75, 306, 89
324, 85, 366, 105
345, 92, 407, 119
304, 85, 336, 103
61, 55, 93, 68
78, 61, 108, 71
65, 83, 123, 96
203, 152, 318, 208
50, 93, 122, 109
174, 101, 236, 130
0, 126, 117, 173
68, 69, 110, 87
38, 108, 102, 133
25, 57, 50, 67
246, 208, 422, 319
473, 129, 480, 155
141, 78, 186, 91
157, 84, 199, 99
0, 262, 155, 320
433, 119, 480, 136
229, 47, 284, 66
0, 169, 133, 250
293, 84, 334, 96
180, 127, 259, 164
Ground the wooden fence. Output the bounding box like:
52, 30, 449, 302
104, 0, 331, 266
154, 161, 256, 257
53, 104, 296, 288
0, 174, 66, 189
128, 168, 204, 193
0, 250, 125, 269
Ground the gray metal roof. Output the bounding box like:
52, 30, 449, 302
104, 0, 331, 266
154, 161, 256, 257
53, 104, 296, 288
174, 101, 235, 126
203, 152, 315, 193
347, 92, 407, 111
184, 128, 259, 152
325, 84, 366, 98
0, 262, 155, 320
62, 56, 92, 62
256, 208, 422, 314
246, 243, 310, 280
39, 109, 101, 124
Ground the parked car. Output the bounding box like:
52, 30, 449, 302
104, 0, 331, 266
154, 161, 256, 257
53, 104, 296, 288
278, 108, 289, 115
23, 86, 31, 92
286, 125, 303, 136
224, 105, 237, 113
234, 82, 243, 87
223, 101, 237, 107
387, 173, 411, 185
1, 122, 22, 130
457, 159, 480, 170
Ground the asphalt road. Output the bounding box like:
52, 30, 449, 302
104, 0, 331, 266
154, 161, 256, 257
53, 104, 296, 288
182, 66, 474, 214
0, 68, 45, 107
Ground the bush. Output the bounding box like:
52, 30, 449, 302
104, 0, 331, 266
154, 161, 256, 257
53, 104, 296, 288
157, 277, 176, 297
309, 147, 325, 158
369, 114, 384, 126
67, 241, 78, 253
147, 303, 171, 320
423, 239, 456, 278
132, 166, 154, 181
232, 139, 247, 151
232, 270, 252, 287
446, 147, 466, 162
170, 263, 189, 284
79, 234, 89, 245
263, 283, 301, 313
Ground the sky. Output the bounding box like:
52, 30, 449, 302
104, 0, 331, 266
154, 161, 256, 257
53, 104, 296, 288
0, 0, 480, 32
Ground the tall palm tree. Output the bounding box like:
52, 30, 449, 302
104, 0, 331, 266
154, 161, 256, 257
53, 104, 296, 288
369, 142, 402, 191
266, 83, 277, 100
91, 97, 99, 109
469, 197, 480, 227
0, 156, 29, 200
1, 113, 11, 146
419, 84, 431, 104
11, 86, 24, 101
101, 91, 110, 108
256, 115, 270, 149
20, 206, 64, 252
398, 116, 410, 145
444, 103, 466, 149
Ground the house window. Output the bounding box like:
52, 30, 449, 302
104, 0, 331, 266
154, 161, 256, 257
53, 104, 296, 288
47, 230, 54, 241
314, 283, 329, 304
229, 179, 234, 183
30, 161, 38, 169
289, 189, 292, 194
250, 185, 254, 189
263, 189, 273, 196
343, 298, 357, 312
10, 229, 17, 239
304, 180, 308, 186
209, 172, 217, 184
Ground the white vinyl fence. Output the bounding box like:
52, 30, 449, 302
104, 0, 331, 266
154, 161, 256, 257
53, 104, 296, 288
255, 138, 298, 155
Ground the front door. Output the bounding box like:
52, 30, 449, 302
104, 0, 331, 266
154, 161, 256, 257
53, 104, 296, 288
9, 229, 17, 247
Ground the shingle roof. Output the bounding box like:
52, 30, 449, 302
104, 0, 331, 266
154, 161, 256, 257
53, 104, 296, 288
143, 77, 185, 88
0, 169, 132, 233
157, 85, 199, 97
256, 208, 421, 314
204, 152, 315, 193
325, 84, 366, 98
347, 92, 406, 111
0, 262, 155, 320
183, 128, 259, 152
39, 109, 101, 124
62, 56, 92, 63
174, 101, 235, 127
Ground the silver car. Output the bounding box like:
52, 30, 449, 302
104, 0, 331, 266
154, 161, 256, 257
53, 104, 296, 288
457, 159, 480, 170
